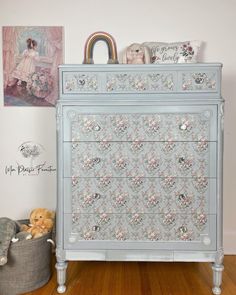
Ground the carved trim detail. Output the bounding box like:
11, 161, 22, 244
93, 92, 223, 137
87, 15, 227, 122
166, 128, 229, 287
56, 248, 66, 261
56, 104, 62, 131
215, 247, 224, 265
220, 102, 224, 132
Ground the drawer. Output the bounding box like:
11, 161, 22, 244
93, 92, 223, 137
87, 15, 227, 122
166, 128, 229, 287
180, 70, 218, 92
62, 70, 177, 94
63, 105, 217, 142
64, 213, 216, 251
63, 72, 100, 93
105, 71, 176, 92
64, 177, 216, 214
63, 141, 217, 178
60, 66, 220, 95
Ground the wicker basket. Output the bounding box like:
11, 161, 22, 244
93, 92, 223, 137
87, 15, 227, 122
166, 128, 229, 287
0, 220, 53, 295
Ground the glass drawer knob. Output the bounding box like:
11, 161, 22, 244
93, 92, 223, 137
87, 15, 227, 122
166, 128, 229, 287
94, 125, 101, 131
93, 157, 101, 164
179, 123, 187, 131
179, 157, 185, 163
92, 225, 100, 232
178, 193, 186, 200
78, 79, 85, 86
179, 226, 188, 234
93, 193, 101, 199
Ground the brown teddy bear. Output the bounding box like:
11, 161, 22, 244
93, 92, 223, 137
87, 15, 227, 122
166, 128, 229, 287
22, 208, 55, 239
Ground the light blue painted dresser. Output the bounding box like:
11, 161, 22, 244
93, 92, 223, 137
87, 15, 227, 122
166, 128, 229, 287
56, 63, 224, 294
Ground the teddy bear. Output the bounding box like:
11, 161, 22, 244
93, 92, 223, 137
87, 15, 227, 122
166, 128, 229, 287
23, 208, 55, 239
121, 43, 151, 64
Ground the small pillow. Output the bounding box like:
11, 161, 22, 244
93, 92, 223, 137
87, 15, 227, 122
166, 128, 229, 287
143, 40, 201, 64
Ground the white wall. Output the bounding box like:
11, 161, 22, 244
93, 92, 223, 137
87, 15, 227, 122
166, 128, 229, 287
0, 0, 235, 253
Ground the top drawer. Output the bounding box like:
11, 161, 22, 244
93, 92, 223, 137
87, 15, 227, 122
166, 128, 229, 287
60, 64, 221, 96
62, 105, 217, 142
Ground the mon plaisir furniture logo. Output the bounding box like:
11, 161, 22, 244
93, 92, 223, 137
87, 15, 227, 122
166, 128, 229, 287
5, 141, 56, 176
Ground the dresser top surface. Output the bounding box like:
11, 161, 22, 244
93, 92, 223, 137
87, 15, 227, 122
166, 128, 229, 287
59, 63, 222, 70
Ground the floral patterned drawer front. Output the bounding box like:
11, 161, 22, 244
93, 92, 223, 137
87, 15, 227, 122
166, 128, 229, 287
106, 72, 175, 92
64, 141, 216, 178
64, 111, 215, 142
63, 72, 99, 93
181, 71, 217, 91
65, 177, 216, 215
65, 213, 215, 245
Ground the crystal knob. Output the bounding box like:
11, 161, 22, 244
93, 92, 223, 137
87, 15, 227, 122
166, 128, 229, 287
179, 226, 188, 234
179, 157, 185, 164
179, 123, 187, 131
78, 79, 85, 86
93, 193, 101, 199
93, 125, 101, 131
178, 193, 186, 201
93, 157, 101, 164
92, 225, 100, 232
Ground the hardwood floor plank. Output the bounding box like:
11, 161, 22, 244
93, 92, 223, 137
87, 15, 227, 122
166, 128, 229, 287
21, 255, 236, 295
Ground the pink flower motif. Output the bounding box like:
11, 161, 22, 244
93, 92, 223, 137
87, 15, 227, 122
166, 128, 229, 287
130, 140, 144, 152
83, 193, 94, 206
177, 226, 192, 241
113, 156, 127, 171
145, 157, 160, 171
162, 211, 176, 226
99, 213, 110, 224
193, 176, 208, 192
98, 176, 111, 189
83, 231, 94, 240
147, 194, 159, 206
162, 140, 176, 153
99, 140, 111, 151
130, 213, 143, 225
115, 230, 126, 240
83, 118, 95, 132
147, 230, 160, 241
194, 212, 207, 228
195, 138, 208, 152
115, 193, 127, 206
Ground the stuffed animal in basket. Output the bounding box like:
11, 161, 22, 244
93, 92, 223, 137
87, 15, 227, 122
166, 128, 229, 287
0, 218, 31, 266
22, 208, 55, 239
0, 209, 54, 266
121, 43, 151, 64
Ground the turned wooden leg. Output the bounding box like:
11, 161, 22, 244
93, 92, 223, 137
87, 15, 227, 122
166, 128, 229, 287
212, 263, 224, 295
56, 261, 68, 293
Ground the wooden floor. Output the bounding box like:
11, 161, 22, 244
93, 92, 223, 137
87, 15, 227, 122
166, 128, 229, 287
23, 255, 236, 295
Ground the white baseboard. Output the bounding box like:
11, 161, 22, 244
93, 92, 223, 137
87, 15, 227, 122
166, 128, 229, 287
224, 230, 236, 254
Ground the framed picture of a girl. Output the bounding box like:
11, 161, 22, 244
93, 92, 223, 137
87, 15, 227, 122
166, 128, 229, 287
3, 26, 63, 106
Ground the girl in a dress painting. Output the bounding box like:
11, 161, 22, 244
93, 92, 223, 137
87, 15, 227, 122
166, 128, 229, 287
8, 38, 39, 86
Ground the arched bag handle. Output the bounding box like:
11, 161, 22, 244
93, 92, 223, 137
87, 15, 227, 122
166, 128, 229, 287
83, 31, 119, 64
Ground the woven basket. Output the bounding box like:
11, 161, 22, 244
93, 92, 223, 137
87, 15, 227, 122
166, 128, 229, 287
0, 220, 53, 295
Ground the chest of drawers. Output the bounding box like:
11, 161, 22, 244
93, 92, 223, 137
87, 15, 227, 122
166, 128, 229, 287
56, 64, 224, 294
